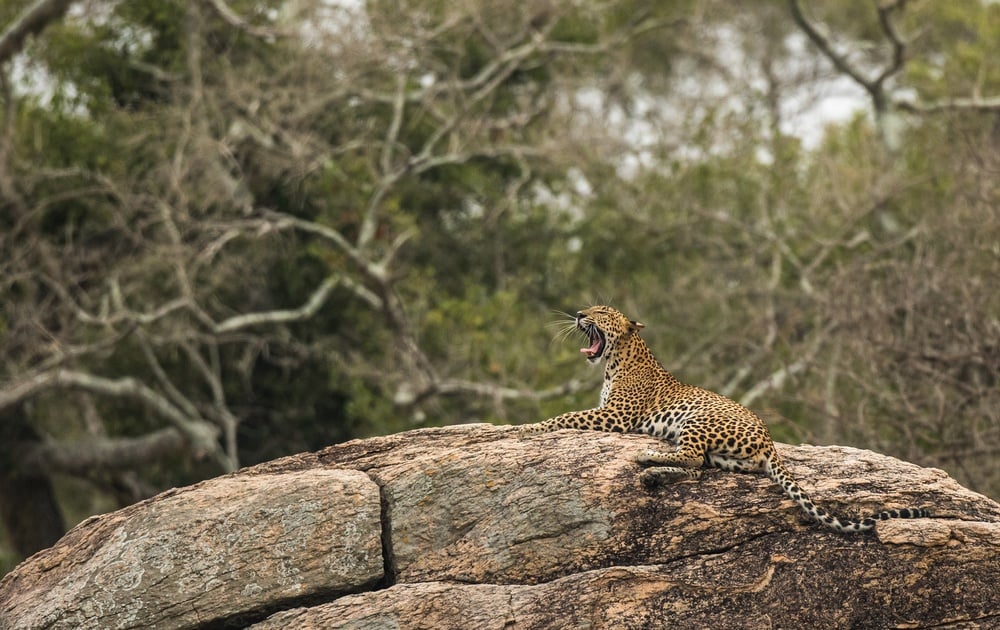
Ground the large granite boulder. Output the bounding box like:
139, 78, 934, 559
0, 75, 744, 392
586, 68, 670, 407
2, 424, 998, 628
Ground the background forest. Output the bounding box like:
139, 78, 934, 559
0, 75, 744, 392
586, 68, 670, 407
1, 0, 998, 573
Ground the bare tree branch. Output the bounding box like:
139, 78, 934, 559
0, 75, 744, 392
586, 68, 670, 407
0, 0, 78, 64
201, 0, 288, 39
787, 0, 878, 104
136, 331, 202, 420
789, 0, 1000, 115
214, 275, 342, 333
353, 16, 682, 106
895, 95, 1000, 114
256, 212, 437, 389
739, 358, 810, 409
263, 212, 384, 281
393, 377, 591, 408
32, 323, 138, 373
0, 369, 220, 459
359, 73, 408, 251
438, 378, 591, 401
787, 0, 901, 114
20, 428, 187, 475
871, 0, 908, 93
738, 323, 834, 409
40, 273, 191, 327
0, 69, 27, 216
177, 339, 240, 468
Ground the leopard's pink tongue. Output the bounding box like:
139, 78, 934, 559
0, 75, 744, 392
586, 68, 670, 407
581, 338, 600, 357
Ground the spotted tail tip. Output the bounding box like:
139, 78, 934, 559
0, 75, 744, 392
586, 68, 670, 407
880, 507, 931, 520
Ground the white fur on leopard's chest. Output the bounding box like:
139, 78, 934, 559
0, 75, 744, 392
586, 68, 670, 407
598, 361, 618, 407
599, 377, 612, 407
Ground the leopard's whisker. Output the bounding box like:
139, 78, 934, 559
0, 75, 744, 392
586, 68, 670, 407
546, 309, 580, 346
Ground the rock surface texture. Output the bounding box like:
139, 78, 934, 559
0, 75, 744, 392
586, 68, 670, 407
2, 424, 999, 629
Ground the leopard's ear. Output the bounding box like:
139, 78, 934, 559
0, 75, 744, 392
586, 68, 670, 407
629, 320, 645, 332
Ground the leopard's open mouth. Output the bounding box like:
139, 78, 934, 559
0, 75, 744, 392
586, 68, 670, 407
580, 324, 606, 362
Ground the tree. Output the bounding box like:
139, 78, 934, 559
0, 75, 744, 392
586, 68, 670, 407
0, 0, 689, 564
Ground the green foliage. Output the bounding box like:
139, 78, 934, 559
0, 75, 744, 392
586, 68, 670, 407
903, 0, 1000, 99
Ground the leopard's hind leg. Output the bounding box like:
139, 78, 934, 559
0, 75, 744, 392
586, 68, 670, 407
635, 444, 703, 486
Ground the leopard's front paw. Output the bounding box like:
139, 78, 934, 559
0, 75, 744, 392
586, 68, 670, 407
635, 450, 665, 466
516, 423, 546, 439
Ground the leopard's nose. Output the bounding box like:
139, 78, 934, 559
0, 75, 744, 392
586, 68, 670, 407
576, 312, 585, 321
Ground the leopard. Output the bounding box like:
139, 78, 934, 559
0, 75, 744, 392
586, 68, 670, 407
519, 305, 930, 533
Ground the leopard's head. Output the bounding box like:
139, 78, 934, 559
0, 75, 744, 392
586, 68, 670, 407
574, 305, 645, 364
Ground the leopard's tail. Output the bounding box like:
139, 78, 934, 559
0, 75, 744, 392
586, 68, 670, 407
764, 450, 929, 533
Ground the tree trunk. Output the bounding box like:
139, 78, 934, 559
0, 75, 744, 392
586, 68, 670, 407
0, 473, 64, 560
0, 409, 64, 560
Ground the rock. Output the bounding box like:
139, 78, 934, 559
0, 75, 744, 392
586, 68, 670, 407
0, 468, 382, 629
2, 423, 999, 629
